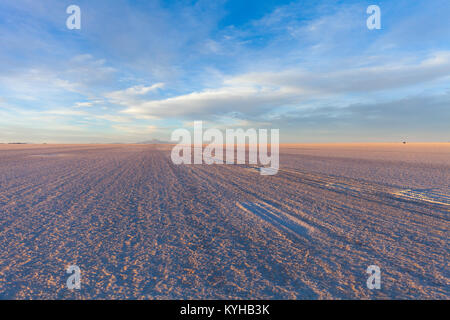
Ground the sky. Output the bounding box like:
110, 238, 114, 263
0, 0, 449, 143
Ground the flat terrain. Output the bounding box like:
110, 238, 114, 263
0, 143, 448, 299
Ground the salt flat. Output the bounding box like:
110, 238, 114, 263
0, 143, 448, 299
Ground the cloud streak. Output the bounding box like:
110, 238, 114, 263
121, 52, 450, 122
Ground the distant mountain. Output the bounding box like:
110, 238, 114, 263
136, 139, 170, 144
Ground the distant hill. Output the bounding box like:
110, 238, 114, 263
136, 139, 170, 144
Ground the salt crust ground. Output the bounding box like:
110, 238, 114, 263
0, 143, 448, 299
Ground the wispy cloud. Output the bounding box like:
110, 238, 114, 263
121, 52, 450, 121
106, 83, 164, 105
0, 0, 449, 142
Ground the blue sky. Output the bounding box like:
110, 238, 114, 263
0, 0, 449, 143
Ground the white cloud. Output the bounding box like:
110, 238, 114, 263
121, 51, 450, 120
105, 83, 164, 105
41, 109, 88, 116
0, 54, 117, 101
74, 102, 94, 108
122, 85, 297, 119
112, 124, 157, 135
94, 114, 132, 123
